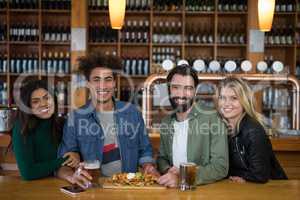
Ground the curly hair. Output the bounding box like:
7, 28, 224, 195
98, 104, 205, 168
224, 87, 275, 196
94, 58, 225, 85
77, 51, 123, 80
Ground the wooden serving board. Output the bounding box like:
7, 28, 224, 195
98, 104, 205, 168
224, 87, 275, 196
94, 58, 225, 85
102, 182, 166, 190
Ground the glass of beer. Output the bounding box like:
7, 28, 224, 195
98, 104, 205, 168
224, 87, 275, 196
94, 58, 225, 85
179, 162, 197, 191
83, 160, 101, 188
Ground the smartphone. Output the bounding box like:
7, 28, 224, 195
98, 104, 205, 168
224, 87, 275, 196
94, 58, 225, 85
60, 185, 85, 196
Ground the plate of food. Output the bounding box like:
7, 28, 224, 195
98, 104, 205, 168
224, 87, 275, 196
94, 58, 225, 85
103, 172, 165, 190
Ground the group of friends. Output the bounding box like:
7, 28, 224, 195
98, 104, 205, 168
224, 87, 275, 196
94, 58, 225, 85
12, 51, 287, 189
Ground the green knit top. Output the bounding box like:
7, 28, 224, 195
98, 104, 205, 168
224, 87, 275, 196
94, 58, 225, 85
12, 119, 66, 180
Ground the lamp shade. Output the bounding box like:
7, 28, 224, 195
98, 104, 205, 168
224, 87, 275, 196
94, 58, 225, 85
109, 0, 126, 30
258, 0, 275, 32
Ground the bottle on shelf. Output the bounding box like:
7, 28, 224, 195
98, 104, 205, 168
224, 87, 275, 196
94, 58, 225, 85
42, 0, 71, 10
185, 0, 214, 12
89, 0, 109, 10
42, 22, 71, 42
10, 0, 38, 9
89, 21, 118, 43
0, 81, 8, 105
122, 56, 149, 76
153, 0, 182, 11
9, 22, 39, 42
121, 19, 149, 43
218, 23, 245, 44
152, 20, 182, 44
275, 0, 295, 12
152, 47, 181, 66
295, 60, 300, 79
9, 53, 39, 74
0, 53, 7, 73
0, 0, 7, 9
0, 22, 7, 41
126, 0, 150, 11
41, 51, 70, 75
218, 0, 247, 12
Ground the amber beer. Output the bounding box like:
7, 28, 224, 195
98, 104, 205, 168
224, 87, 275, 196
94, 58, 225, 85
83, 160, 101, 187
179, 162, 197, 191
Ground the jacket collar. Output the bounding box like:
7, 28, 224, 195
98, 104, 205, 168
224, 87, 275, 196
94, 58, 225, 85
79, 98, 132, 122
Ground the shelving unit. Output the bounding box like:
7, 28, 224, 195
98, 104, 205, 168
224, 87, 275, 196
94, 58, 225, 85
0, 0, 71, 116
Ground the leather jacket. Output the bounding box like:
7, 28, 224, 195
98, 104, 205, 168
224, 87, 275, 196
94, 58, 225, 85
228, 114, 287, 183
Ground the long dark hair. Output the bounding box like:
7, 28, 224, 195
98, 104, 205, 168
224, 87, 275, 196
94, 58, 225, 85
17, 80, 64, 144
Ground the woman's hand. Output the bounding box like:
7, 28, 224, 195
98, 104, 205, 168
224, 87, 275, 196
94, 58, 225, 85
62, 152, 80, 168
229, 176, 246, 183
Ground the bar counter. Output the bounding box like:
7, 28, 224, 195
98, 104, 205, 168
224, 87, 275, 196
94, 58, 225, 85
0, 176, 299, 200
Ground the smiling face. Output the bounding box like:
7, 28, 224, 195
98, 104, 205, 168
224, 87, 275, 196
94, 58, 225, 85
87, 67, 115, 105
169, 74, 196, 113
218, 86, 244, 125
31, 88, 55, 119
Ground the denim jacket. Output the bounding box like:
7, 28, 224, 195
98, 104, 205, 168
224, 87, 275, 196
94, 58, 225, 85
58, 100, 154, 172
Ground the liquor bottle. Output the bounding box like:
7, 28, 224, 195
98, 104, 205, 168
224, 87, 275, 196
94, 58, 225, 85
286, 24, 294, 45
0, 81, 8, 105
0, 53, 7, 73
296, 60, 300, 79
0, 23, 7, 41
42, 0, 71, 10
286, 0, 294, 12
153, 0, 181, 11
0, 0, 7, 9
56, 81, 68, 117
64, 52, 70, 74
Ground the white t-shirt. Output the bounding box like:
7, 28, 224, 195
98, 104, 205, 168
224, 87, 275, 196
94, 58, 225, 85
172, 119, 189, 168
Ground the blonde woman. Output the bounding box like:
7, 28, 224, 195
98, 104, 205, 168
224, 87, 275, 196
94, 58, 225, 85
217, 77, 287, 183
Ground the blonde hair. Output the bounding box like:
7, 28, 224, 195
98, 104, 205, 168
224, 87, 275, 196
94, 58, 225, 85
217, 76, 266, 132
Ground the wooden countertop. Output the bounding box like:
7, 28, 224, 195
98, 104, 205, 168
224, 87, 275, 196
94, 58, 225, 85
149, 133, 300, 152
1, 132, 300, 151
0, 176, 299, 200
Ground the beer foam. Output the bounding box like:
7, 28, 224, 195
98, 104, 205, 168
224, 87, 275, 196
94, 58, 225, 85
84, 161, 100, 169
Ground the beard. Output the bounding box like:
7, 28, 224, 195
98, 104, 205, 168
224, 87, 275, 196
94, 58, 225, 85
169, 96, 194, 113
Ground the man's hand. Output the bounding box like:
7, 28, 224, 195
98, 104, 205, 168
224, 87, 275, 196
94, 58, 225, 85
62, 152, 80, 168
167, 166, 179, 175
157, 172, 178, 188
229, 176, 246, 183
142, 163, 160, 178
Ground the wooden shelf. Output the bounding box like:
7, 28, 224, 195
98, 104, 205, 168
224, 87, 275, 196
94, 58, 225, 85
185, 11, 215, 15
274, 12, 297, 16
9, 73, 39, 76
41, 10, 71, 14
89, 42, 117, 46
265, 44, 295, 48
41, 41, 70, 46
9, 41, 39, 45
89, 10, 108, 14
9, 9, 39, 13
121, 43, 149, 47
217, 44, 247, 47
152, 43, 182, 47
185, 43, 214, 47
0, 41, 7, 44
125, 10, 151, 15
153, 11, 182, 15
217, 11, 247, 15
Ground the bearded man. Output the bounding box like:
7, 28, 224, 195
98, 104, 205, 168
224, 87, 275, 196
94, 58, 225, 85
157, 64, 229, 187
